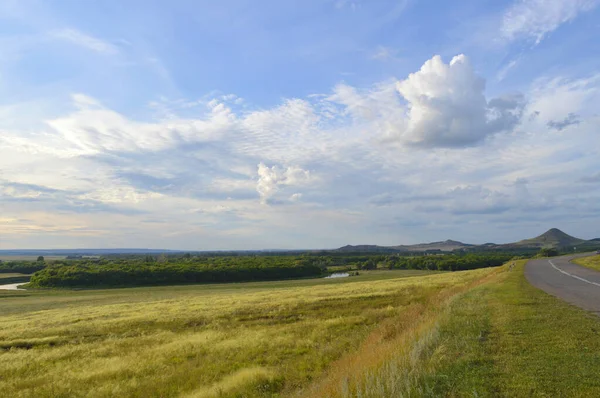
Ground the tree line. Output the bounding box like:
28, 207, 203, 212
0, 260, 46, 274
20, 251, 527, 288
27, 256, 324, 288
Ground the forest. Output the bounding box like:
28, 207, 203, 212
22, 251, 519, 288
28, 256, 323, 288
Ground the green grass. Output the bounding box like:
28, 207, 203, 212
316, 259, 600, 397
573, 254, 600, 272
0, 269, 484, 397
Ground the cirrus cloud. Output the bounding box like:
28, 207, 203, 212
501, 0, 599, 44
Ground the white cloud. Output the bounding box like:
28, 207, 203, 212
240, 99, 322, 162
501, 0, 599, 44
524, 74, 600, 127
2, 52, 600, 248
391, 54, 523, 147
329, 81, 400, 122
49, 28, 118, 54
371, 45, 398, 61
76, 186, 163, 204
256, 163, 312, 204
496, 59, 519, 81
0, 94, 236, 156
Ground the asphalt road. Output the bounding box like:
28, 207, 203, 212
525, 254, 600, 314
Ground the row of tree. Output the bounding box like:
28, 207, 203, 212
298, 253, 516, 271
15, 249, 547, 288
0, 260, 46, 274
27, 260, 323, 288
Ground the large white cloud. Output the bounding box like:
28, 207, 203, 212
392, 54, 523, 147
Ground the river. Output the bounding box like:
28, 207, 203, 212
0, 283, 26, 290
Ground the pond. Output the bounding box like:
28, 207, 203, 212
325, 272, 350, 279
0, 283, 26, 290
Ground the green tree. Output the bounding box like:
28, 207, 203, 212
37, 256, 45, 262
538, 248, 559, 257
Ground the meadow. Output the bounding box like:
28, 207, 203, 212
4, 255, 600, 397
0, 268, 488, 397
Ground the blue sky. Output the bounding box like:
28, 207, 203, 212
1, 0, 599, 249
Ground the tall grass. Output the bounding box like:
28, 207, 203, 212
300, 267, 499, 397
0, 269, 490, 397
309, 258, 600, 397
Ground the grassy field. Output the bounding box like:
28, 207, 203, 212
4, 258, 600, 397
309, 258, 600, 397
573, 254, 600, 271
0, 269, 487, 397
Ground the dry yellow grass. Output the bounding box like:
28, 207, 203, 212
305, 258, 600, 397
0, 269, 492, 397
299, 266, 501, 397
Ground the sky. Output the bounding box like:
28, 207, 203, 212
1, 0, 599, 250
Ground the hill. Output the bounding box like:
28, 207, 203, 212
391, 239, 472, 252
511, 228, 586, 248
335, 240, 472, 253
334, 228, 595, 253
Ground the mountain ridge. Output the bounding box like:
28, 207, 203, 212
335, 228, 596, 253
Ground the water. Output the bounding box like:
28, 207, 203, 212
325, 272, 350, 279
0, 283, 25, 290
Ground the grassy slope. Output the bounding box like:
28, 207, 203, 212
0, 269, 484, 398
311, 259, 600, 397
573, 254, 600, 272
6, 259, 599, 397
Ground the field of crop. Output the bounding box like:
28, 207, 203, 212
0, 269, 489, 397
573, 254, 600, 271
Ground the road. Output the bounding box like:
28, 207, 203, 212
525, 254, 600, 314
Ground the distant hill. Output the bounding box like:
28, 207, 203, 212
335, 240, 472, 253
391, 239, 472, 252
511, 228, 586, 248
336, 245, 400, 253
334, 228, 596, 253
